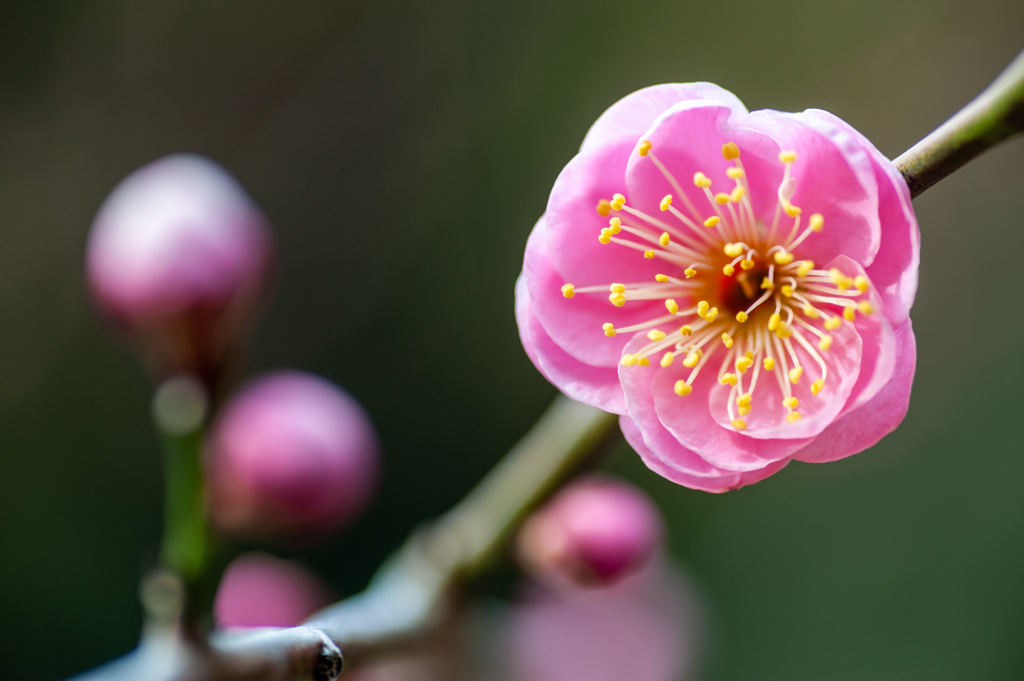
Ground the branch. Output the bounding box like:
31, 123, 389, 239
894, 48, 1024, 197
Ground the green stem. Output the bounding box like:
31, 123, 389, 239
894, 48, 1024, 197
158, 427, 210, 582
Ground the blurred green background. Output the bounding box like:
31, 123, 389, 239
0, 0, 1021, 679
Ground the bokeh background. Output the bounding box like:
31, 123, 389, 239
0, 1, 1022, 679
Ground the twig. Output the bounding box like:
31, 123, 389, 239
894, 48, 1024, 197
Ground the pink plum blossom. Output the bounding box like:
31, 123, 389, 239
214, 552, 333, 628
206, 371, 380, 539
516, 475, 663, 588
86, 153, 273, 379
517, 83, 919, 492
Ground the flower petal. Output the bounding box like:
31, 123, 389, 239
742, 110, 881, 268
580, 83, 748, 155
620, 415, 788, 493
793, 318, 915, 463
516, 273, 627, 414
620, 334, 811, 472
801, 109, 919, 326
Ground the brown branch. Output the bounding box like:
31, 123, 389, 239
894, 48, 1024, 198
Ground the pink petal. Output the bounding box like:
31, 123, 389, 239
625, 102, 783, 226
706, 312, 862, 439
802, 109, 919, 326
620, 415, 788, 493
516, 274, 627, 414
580, 83, 748, 155
524, 218, 662, 368
742, 110, 881, 268
794, 318, 916, 463
620, 334, 811, 472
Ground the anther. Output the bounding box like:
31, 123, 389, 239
655, 273, 669, 282
696, 300, 709, 317
610, 193, 626, 211
693, 172, 712, 188
736, 311, 749, 323
779, 150, 798, 163
674, 380, 692, 396
726, 166, 744, 179
666, 299, 680, 314
720, 373, 738, 386
761, 277, 774, 290
741, 259, 755, 270
660, 352, 674, 368
854, 275, 870, 292
781, 285, 794, 297
705, 307, 719, 322
639, 140, 653, 157
797, 260, 815, 277
843, 306, 856, 321
788, 366, 803, 384
784, 204, 802, 217
763, 357, 775, 371
723, 263, 736, 276
647, 329, 666, 341
714, 193, 731, 204
598, 232, 611, 244
737, 393, 752, 408
704, 216, 720, 228
683, 350, 702, 368
721, 332, 733, 348
783, 396, 799, 409
722, 142, 740, 160
731, 418, 747, 430
684, 268, 697, 278
735, 356, 754, 373
596, 199, 611, 216
775, 323, 793, 339
561, 283, 575, 298
824, 316, 843, 330
602, 323, 616, 337
802, 303, 819, 318
829, 268, 853, 290
818, 335, 833, 351
810, 213, 824, 232
724, 243, 744, 257
768, 312, 781, 331
858, 301, 874, 315
610, 283, 626, 293
774, 250, 794, 265
730, 186, 746, 202
659, 195, 673, 212
609, 292, 626, 307
679, 325, 692, 336
608, 217, 622, 234
786, 412, 803, 424
643, 250, 655, 259
638, 356, 650, 367
659, 232, 671, 246
811, 378, 825, 395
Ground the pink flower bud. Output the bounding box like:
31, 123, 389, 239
516, 476, 663, 588
505, 561, 699, 681
86, 153, 273, 379
214, 552, 333, 628
206, 371, 380, 539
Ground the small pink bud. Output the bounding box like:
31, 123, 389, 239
86, 153, 273, 379
206, 371, 380, 539
214, 552, 333, 628
516, 476, 663, 588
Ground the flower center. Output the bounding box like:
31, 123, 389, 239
559, 141, 876, 432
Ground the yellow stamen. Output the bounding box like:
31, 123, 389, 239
858, 301, 875, 315
610, 283, 626, 293
561, 283, 575, 298
659, 232, 671, 246
719, 373, 738, 386
722, 142, 740, 160
679, 325, 692, 336
610, 193, 626, 211
781, 285, 794, 297
788, 366, 803, 384
730, 185, 746, 202
683, 350, 702, 368
843, 306, 856, 321
818, 335, 833, 351
704, 216, 720, 228
774, 250, 794, 265
768, 312, 781, 331
647, 329, 666, 341
598, 232, 611, 244
830, 268, 853, 290
763, 357, 775, 371
655, 273, 669, 282
684, 268, 697, 278
786, 412, 803, 424
704, 307, 719, 322
643, 249, 655, 259
660, 351, 674, 368
609, 292, 626, 307
735, 356, 754, 373
740, 258, 755, 270
638, 140, 652, 157
775, 323, 793, 339
802, 303, 819, 319
731, 418, 747, 430
779, 150, 798, 163
696, 300, 709, 317
721, 332, 733, 348
724, 243, 744, 257
596, 199, 611, 216
797, 260, 815, 277
784, 203, 802, 217
608, 217, 622, 234
736, 393, 752, 408
666, 299, 680, 314
824, 316, 843, 330
674, 380, 692, 396
854, 275, 870, 292
736, 311, 749, 323
811, 378, 825, 395
810, 213, 824, 232
693, 172, 712, 188
659, 195, 673, 212
723, 263, 735, 276
761, 277, 774, 290
714, 192, 731, 204
726, 166, 744, 179
602, 323, 616, 337
638, 356, 650, 367
783, 396, 799, 409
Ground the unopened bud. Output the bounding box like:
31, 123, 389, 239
213, 552, 333, 628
